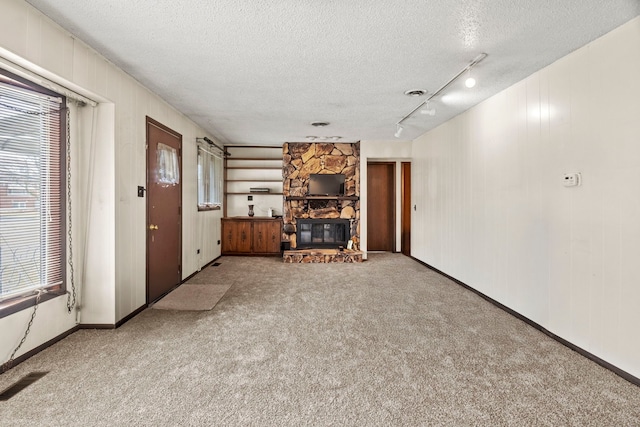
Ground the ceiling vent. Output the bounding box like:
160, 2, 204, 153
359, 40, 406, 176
404, 89, 427, 97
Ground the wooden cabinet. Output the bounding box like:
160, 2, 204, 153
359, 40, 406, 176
222, 217, 282, 255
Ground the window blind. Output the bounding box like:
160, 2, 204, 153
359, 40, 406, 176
0, 75, 65, 301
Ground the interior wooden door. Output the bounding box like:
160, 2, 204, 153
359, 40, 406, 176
401, 162, 411, 256
367, 162, 395, 252
146, 117, 182, 303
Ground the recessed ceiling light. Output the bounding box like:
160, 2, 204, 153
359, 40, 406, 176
311, 121, 330, 127
404, 89, 428, 97
306, 135, 341, 141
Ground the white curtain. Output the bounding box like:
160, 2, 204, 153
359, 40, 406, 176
67, 100, 98, 317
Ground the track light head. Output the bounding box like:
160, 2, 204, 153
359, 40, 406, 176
394, 125, 404, 138
420, 102, 436, 116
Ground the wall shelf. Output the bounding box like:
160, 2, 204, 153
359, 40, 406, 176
224, 145, 284, 217
226, 192, 283, 196
285, 195, 359, 201
226, 166, 283, 170
227, 157, 282, 161
226, 179, 282, 182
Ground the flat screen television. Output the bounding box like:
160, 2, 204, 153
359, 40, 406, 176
308, 173, 345, 196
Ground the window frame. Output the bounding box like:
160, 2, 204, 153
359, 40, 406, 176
197, 142, 223, 211
0, 68, 67, 318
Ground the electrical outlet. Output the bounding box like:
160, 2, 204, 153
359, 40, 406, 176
197, 249, 200, 254
248, 195, 253, 201
217, 240, 221, 245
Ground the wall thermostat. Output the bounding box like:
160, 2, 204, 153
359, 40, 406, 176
563, 173, 581, 187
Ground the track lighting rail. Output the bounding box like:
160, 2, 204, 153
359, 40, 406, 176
395, 53, 487, 135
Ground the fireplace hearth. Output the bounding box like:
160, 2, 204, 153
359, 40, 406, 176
296, 219, 350, 249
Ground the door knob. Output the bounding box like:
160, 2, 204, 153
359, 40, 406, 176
149, 224, 159, 230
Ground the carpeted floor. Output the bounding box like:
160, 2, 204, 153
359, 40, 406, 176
1, 254, 639, 426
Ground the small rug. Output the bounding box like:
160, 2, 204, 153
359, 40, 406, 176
152, 284, 231, 311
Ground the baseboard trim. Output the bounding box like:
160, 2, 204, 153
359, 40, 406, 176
411, 256, 640, 388
115, 304, 147, 328
0, 325, 79, 374
183, 268, 201, 284
181, 255, 222, 284
78, 323, 115, 329
3, 304, 150, 373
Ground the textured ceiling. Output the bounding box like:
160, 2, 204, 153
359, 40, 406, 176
25, 0, 640, 145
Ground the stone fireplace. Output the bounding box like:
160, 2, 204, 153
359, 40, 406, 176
282, 142, 361, 262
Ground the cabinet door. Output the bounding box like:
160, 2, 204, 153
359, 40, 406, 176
252, 221, 269, 254
221, 220, 235, 253
265, 221, 282, 253
253, 221, 281, 254
222, 220, 252, 253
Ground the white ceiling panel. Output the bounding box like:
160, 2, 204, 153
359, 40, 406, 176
25, 0, 640, 144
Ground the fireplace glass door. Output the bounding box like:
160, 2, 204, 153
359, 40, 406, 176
297, 219, 349, 249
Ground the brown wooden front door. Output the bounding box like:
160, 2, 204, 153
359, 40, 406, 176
146, 117, 182, 303
401, 162, 411, 256
367, 162, 395, 252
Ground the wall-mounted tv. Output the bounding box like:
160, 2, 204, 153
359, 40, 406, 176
308, 173, 345, 196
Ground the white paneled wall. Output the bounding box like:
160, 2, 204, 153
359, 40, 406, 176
0, 0, 221, 362
412, 17, 640, 378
